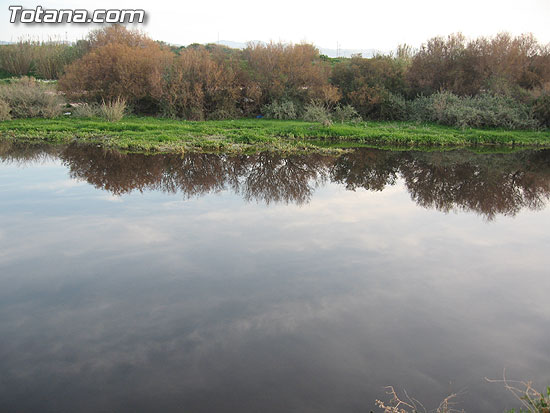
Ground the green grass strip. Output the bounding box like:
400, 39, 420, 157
1, 117, 549, 154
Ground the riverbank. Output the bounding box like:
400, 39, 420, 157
1, 117, 549, 153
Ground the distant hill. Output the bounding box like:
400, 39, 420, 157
0, 38, 383, 57
215, 40, 381, 58
216, 40, 250, 49
318, 47, 379, 58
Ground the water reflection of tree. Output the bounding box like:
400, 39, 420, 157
0, 140, 60, 164
399, 151, 550, 220
1, 140, 549, 219
58, 145, 333, 205
330, 150, 400, 191
326, 148, 550, 220
239, 153, 331, 204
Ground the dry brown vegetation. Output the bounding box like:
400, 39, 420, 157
486, 372, 550, 413
1, 26, 549, 128
99, 97, 127, 122
242, 42, 339, 108
407, 33, 550, 99
156, 47, 240, 119
0, 98, 11, 121
59, 27, 172, 113
0, 77, 64, 118
375, 386, 464, 413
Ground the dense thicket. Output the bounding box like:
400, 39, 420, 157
2, 26, 549, 128
406, 33, 550, 98
0, 39, 88, 79
58, 26, 172, 113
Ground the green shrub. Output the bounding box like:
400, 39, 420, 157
531, 93, 550, 128
341, 84, 409, 121
99, 97, 126, 122
333, 104, 361, 123
262, 99, 299, 120
303, 100, 331, 123
379, 92, 409, 121
0, 76, 64, 118
0, 98, 10, 120
406, 94, 431, 121
0, 68, 13, 80
409, 91, 538, 129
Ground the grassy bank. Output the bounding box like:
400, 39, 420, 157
0, 117, 549, 153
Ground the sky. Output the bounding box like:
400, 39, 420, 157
1, 0, 549, 50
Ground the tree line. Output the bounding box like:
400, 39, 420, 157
1, 26, 549, 128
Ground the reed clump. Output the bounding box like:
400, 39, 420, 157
99, 97, 126, 122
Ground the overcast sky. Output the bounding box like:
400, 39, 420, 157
1, 0, 549, 50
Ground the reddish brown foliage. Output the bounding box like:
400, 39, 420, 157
58, 26, 172, 112
407, 33, 550, 98
156, 47, 240, 120
56, 26, 550, 124
242, 42, 336, 107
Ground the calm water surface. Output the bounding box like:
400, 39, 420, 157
1, 142, 549, 412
